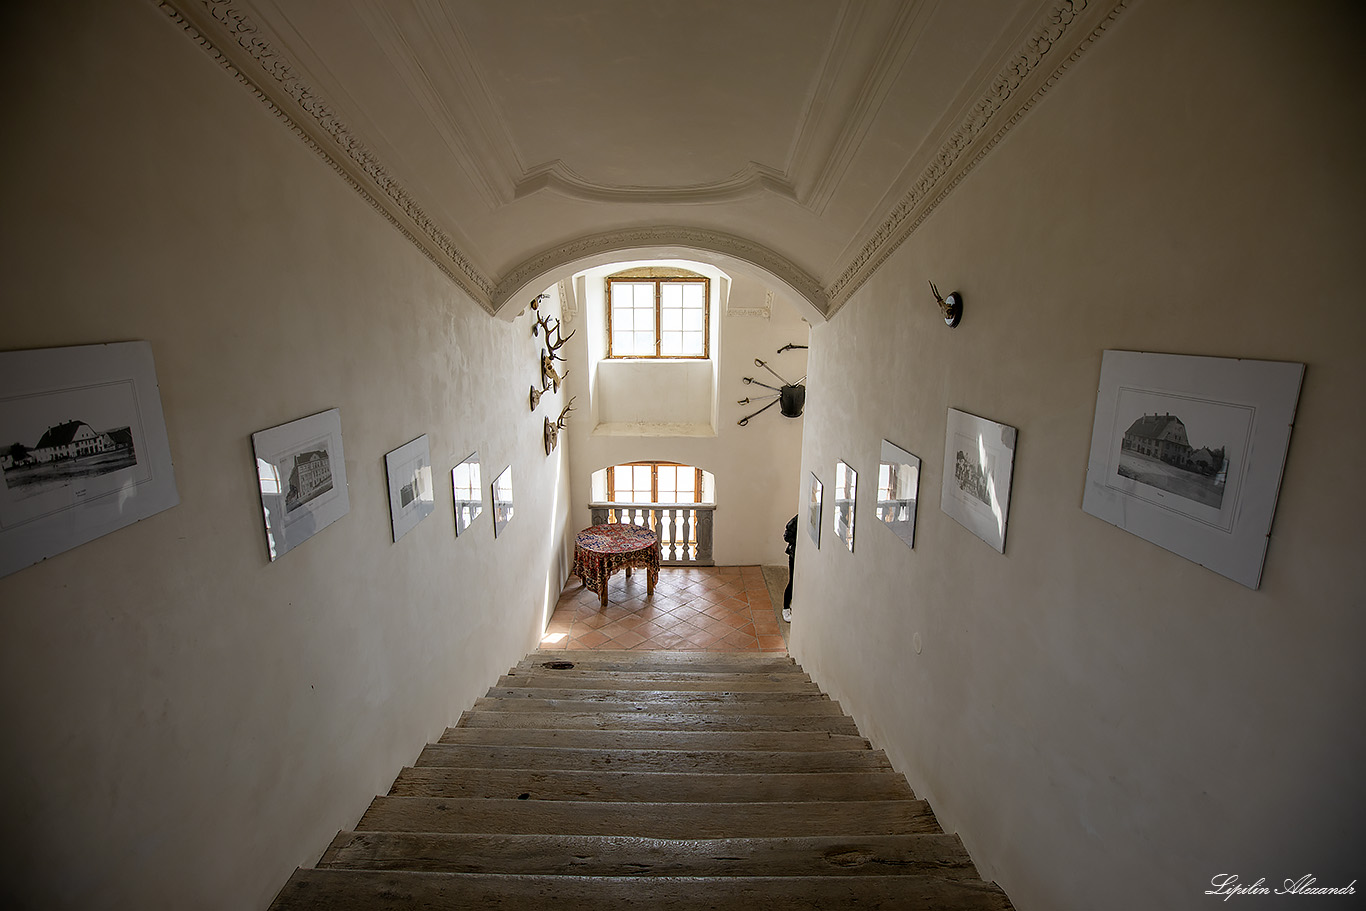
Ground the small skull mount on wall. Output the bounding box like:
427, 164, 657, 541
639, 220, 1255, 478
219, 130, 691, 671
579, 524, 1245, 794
543, 397, 576, 455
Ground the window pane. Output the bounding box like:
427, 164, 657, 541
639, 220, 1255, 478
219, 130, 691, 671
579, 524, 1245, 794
612, 331, 634, 354
682, 282, 704, 307
676, 469, 695, 495
683, 331, 704, 355
682, 308, 704, 332
634, 305, 655, 333
661, 308, 683, 331
634, 330, 654, 354
662, 283, 682, 307
661, 332, 684, 356
632, 465, 651, 491
614, 307, 634, 331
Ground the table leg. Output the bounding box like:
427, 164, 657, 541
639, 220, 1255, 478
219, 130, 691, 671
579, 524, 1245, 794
599, 579, 609, 608
647, 570, 655, 596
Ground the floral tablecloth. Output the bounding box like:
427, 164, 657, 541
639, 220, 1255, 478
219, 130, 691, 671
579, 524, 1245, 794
572, 522, 661, 597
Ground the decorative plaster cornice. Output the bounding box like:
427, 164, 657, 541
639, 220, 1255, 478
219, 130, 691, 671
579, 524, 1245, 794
152, 0, 497, 311
824, 0, 1129, 314
492, 227, 828, 319
514, 159, 799, 206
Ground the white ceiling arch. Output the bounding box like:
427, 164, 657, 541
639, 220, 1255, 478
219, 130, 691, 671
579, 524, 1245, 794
492, 227, 829, 324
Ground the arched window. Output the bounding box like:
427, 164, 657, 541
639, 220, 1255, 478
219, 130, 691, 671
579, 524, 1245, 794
603, 461, 713, 505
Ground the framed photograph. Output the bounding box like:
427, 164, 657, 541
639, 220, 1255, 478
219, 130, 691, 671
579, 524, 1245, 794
1082, 350, 1303, 589
806, 472, 823, 547
385, 434, 434, 543
451, 450, 483, 537
833, 460, 857, 553
0, 342, 179, 578
941, 408, 1017, 553
252, 408, 349, 561
877, 439, 921, 549
491, 464, 514, 537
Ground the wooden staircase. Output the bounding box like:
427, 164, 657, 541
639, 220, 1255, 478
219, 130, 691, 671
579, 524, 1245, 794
269, 649, 1014, 910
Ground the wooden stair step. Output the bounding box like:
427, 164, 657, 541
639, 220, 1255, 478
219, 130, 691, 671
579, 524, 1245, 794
320, 831, 974, 877
522, 651, 799, 673
497, 672, 817, 692
486, 685, 829, 704
436, 727, 869, 752
356, 797, 940, 838
389, 767, 915, 802
271, 870, 1014, 910
455, 710, 860, 734
477, 692, 837, 713
416, 744, 894, 774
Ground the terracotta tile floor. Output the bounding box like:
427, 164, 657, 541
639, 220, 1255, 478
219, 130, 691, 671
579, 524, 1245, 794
542, 565, 785, 652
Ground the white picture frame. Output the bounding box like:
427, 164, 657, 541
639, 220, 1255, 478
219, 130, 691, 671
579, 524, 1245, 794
941, 408, 1017, 554
0, 341, 179, 578
252, 408, 350, 561
806, 472, 823, 548
385, 434, 434, 543
491, 464, 514, 538
1082, 350, 1303, 589
877, 439, 921, 549
451, 450, 483, 537
833, 460, 857, 553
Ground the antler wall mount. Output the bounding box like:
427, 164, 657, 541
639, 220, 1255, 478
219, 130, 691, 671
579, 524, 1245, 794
928, 280, 962, 328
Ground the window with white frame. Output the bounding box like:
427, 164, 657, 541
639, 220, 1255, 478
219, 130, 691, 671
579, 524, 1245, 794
607, 276, 709, 358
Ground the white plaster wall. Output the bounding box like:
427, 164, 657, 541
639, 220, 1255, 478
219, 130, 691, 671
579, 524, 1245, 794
561, 271, 809, 566
0, 3, 569, 908
790, 3, 1366, 909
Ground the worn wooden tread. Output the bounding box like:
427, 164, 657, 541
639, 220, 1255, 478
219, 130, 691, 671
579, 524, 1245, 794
357, 797, 939, 838
497, 672, 817, 692
485, 685, 829, 705
320, 832, 973, 877
523, 651, 798, 673
271, 870, 1014, 910
389, 767, 915, 802
436, 727, 869, 752
476, 694, 839, 715
456, 710, 860, 734
416, 744, 893, 774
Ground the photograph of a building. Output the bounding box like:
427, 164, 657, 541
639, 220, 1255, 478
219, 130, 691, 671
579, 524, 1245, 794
284, 449, 333, 514
2, 419, 137, 498
1117, 412, 1227, 508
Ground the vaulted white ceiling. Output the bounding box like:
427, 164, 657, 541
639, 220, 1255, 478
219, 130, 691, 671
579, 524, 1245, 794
158, 0, 1126, 315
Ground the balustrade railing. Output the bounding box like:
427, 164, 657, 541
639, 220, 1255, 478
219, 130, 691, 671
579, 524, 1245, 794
588, 502, 715, 565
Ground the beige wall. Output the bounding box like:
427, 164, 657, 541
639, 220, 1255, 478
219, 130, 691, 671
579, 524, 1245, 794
0, 3, 568, 908
791, 2, 1365, 909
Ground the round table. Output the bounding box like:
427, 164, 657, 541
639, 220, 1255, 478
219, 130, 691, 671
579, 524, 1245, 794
572, 522, 661, 608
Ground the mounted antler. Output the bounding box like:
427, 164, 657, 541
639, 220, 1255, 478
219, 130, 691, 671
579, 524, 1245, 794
543, 397, 578, 455
540, 352, 566, 393
928, 280, 962, 328
555, 397, 577, 429
543, 319, 576, 361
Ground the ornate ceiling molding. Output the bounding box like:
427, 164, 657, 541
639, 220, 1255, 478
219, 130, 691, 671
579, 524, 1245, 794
513, 159, 798, 205
152, 0, 497, 312
824, 0, 1129, 315
492, 227, 828, 320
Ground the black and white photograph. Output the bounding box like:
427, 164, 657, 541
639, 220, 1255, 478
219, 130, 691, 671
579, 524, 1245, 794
940, 408, 1017, 554
385, 434, 435, 543
1083, 350, 1303, 589
491, 464, 514, 538
0, 342, 179, 579
806, 472, 822, 548
451, 450, 483, 537
1110, 388, 1250, 526
877, 439, 921, 549
252, 408, 350, 561
833, 459, 857, 553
